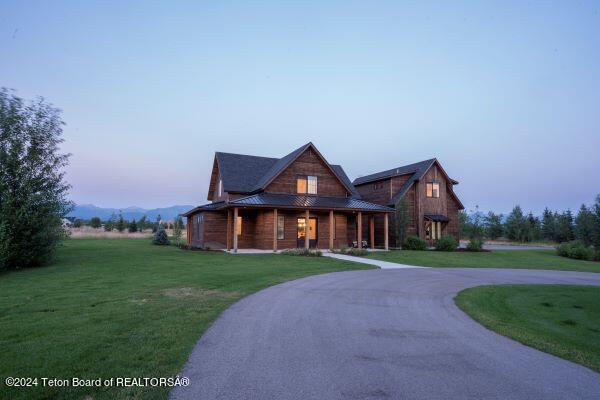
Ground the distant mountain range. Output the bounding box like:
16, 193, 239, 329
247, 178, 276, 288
68, 204, 195, 222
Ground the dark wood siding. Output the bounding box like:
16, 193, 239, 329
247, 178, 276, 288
265, 148, 349, 197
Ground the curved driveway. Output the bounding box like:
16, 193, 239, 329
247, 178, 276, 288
171, 268, 600, 400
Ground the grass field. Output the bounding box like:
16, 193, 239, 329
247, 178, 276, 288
366, 249, 600, 272
0, 239, 372, 400
455, 285, 600, 372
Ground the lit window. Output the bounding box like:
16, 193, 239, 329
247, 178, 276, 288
307, 176, 317, 194
236, 216, 242, 236
297, 177, 307, 193
426, 182, 440, 198
277, 215, 285, 239
217, 179, 222, 197
297, 176, 318, 194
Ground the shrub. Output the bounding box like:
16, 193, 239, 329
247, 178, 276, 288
466, 237, 484, 252
73, 219, 83, 228
152, 228, 170, 245
403, 236, 428, 250
435, 235, 458, 252
280, 248, 322, 257
332, 247, 369, 256
557, 241, 594, 261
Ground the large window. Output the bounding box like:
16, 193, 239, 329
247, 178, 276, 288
236, 216, 242, 236
426, 182, 440, 198
297, 175, 318, 194
277, 215, 285, 239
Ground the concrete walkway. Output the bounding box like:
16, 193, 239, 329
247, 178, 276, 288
323, 251, 425, 269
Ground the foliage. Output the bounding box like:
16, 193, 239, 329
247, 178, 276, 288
403, 236, 428, 250
280, 248, 322, 257
460, 207, 484, 240
173, 216, 184, 246
0, 88, 73, 269
332, 247, 369, 256
541, 207, 556, 241
73, 219, 83, 228
594, 195, 600, 249
435, 235, 457, 251
526, 212, 542, 242
575, 204, 595, 246
483, 211, 504, 240
128, 219, 138, 233
505, 205, 529, 242
152, 228, 170, 245
138, 215, 147, 232
90, 217, 101, 229
115, 214, 126, 232
556, 241, 595, 261
466, 237, 484, 251
394, 195, 411, 246
103, 220, 114, 232
554, 210, 575, 243
458, 210, 470, 239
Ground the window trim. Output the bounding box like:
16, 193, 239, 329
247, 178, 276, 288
296, 175, 318, 195
426, 182, 440, 198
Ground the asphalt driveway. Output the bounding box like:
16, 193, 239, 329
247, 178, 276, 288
171, 268, 600, 400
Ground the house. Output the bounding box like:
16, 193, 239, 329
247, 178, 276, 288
182, 143, 395, 251
353, 158, 464, 246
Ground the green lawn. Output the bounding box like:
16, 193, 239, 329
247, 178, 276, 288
0, 239, 372, 400
456, 285, 600, 372
367, 249, 600, 272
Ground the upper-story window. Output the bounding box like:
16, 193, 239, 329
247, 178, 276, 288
297, 175, 318, 194
217, 178, 223, 197
373, 182, 384, 190
426, 182, 440, 198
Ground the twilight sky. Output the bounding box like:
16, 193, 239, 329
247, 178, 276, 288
1, 1, 599, 214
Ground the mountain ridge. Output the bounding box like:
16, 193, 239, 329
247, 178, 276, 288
68, 204, 195, 221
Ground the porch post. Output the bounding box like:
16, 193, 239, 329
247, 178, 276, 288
357, 211, 362, 249
305, 209, 310, 249
329, 210, 334, 249
370, 215, 375, 249
226, 210, 231, 251
273, 209, 278, 252
233, 207, 238, 253
384, 213, 389, 250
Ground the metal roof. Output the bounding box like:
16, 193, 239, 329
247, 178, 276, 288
353, 159, 436, 186
230, 193, 394, 212
180, 201, 227, 216
424, 214, 450, 222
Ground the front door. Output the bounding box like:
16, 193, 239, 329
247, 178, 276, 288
297, 217, 318, 248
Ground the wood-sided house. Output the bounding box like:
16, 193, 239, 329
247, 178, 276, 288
353, 159, 464, 247
182, 143, 395, 251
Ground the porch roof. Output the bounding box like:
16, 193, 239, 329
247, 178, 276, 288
424, 214, 450, 222
229, 193, 394, 212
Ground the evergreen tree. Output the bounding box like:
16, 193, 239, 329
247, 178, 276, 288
458, 210, 470, 239
526, 213, 542, 242
0, 89, 73, 269
90, 216, 101, 229
505, 205, 528, 242
483, 211, 504, 239
541, 207, 556, 241
73, 219, 83, 228
104, 220, 114, 232
173, 216, 184, 245
128, 219, 138, 233
575, 204, 595, 246
555, 210, 575, 243
592, 195, 600, 249
116, 214, 126, 232
394, 196, 411, 246
138, 215, 147, 232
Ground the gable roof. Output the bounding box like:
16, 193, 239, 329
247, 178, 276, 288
353, 159, 436, 186
211, 143, 359, 198
214, 152, 278, 193
353, 158, 463, 208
